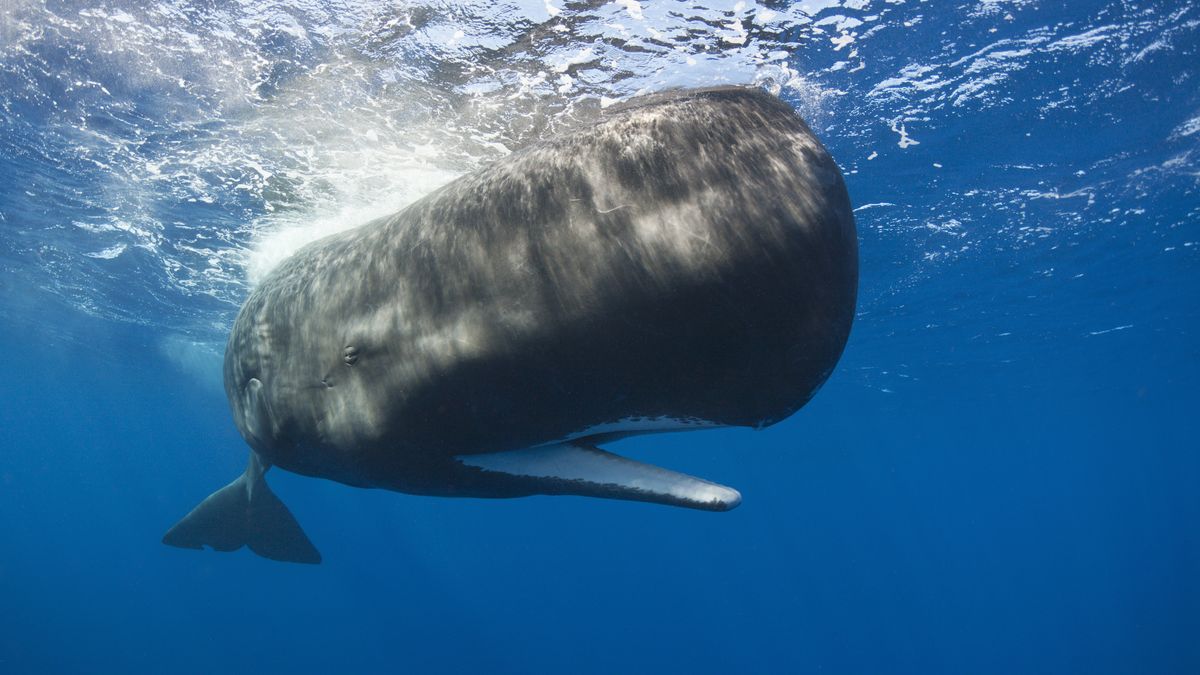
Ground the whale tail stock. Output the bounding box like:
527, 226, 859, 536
162, 452, 321, 564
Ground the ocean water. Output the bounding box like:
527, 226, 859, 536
1, 0, 1197, 673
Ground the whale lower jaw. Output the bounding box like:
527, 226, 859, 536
455, 441, 741, 511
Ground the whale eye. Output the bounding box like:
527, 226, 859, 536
343, 345, 359, 366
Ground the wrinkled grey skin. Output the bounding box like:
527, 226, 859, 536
224, 86, 857, 500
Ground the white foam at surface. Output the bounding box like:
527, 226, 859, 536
616, 0, 644, 21
85, 244, 127, 259
1171, 114, 1200, 140
244, 165, 460, 286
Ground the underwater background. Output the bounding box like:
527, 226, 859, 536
1, 0, 1197, 672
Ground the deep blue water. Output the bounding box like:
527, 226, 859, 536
2, 1, 1198, 673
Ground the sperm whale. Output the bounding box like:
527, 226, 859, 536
163, 86, 858, 563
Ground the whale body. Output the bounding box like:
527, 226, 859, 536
163, 86, 858, 563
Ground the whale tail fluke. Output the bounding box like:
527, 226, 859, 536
162, 453, 321, 564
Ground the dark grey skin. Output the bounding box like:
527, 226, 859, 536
163, 86, 857, 564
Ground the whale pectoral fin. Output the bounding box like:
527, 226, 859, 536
456, 442, 742, 511
162, 453, 321, 564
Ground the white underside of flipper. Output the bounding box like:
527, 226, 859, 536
456, 441, 741, 511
